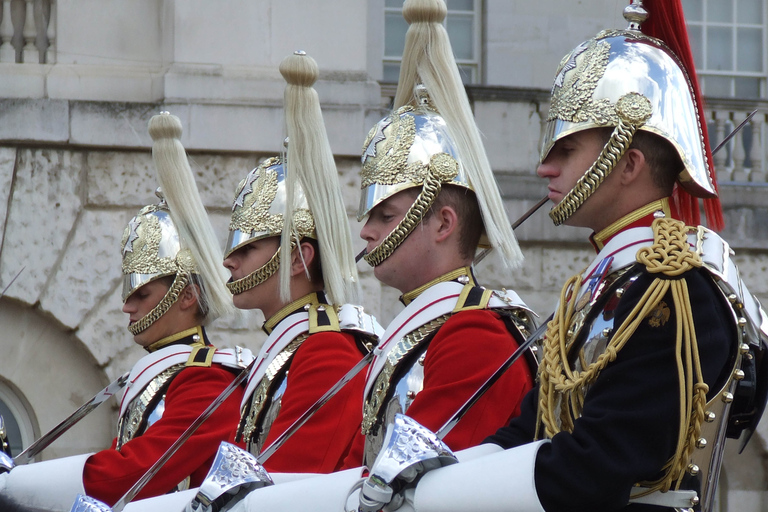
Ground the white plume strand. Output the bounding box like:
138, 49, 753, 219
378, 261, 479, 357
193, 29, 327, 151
279, 52, 361, 305
148, 113, 236, 323
395, 0, 523, 270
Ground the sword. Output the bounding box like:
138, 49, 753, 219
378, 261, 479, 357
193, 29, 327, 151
110, 344, 376, 510
0, 266, 25, 299
111, 359, 256, 512
257, 350, 375, 463
435, 318, 549, 440
712, 109, 758, 155
13, 372, 130, 466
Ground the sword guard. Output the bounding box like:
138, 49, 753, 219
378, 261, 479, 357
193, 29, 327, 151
186, 442, 273, 512
0, 451, 13, 474
70, 494, 113, 512
359, 414, 457, 512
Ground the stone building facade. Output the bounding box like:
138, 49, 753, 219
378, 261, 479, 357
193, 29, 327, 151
0, 0, 765, 509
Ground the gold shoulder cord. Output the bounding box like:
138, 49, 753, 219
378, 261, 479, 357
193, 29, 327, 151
538, 218, 708, 494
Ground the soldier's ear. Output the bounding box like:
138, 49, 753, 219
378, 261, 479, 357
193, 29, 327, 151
290, 241, 316, 278
433, 204, 459, 244
177, 282, 200, 312
619, 148, 647, 186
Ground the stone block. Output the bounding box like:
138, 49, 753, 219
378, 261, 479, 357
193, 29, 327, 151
48, 65, 164, 103
182, 103, 285, 153
540, 246, 593, 291
0, 99, 69, 142
86, 151, 156, 208
70, 101, 160, 148
474, 100, 541, 173
56, 0, 162, 66
731, 251, 768, 296
75, 284, 138, 371
0, 149, 83, 304
0, 65, 46, 100
0, 148, 16, 235
185, 153, 259, 208
40, 209, 126, 329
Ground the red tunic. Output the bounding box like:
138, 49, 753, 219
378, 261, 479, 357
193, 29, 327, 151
82, 363, 244, 506
249, 331, 367, 473
344, 308, 534, 467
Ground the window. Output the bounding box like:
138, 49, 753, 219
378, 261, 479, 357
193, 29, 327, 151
684, 0, 767, 98
0, 380, 36, 458
383, 0, 482, 84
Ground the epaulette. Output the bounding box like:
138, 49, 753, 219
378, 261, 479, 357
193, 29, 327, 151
453, 284, 493, 312
308, 303, 341, 334
186, 345, 216, 367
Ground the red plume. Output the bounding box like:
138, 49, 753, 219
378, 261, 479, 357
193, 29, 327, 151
640, 0, 724, 231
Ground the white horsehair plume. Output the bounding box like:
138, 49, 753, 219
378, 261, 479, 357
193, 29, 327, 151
148, 112, 236, 324
395, 0, 523, 270
277, 51, 361, 305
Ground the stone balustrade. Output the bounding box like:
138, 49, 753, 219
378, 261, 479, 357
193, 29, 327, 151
0, 0, 54, 64
707, 100, 768, 185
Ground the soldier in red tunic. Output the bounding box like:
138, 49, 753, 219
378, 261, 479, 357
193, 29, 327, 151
221, 51, 381, 476
0, 112, 252, 510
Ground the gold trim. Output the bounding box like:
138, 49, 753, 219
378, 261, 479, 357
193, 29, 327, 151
263, 292, 321, 334
592, 199, 671, 249
226, 247, 282, 296
186, 345, 215, 367
362, 315, 451, 435
146, 326, 205, 353
454, 286, 493, 312
401, 267, 473, 305
239, 334, 309, 447
308, 304, 341, 333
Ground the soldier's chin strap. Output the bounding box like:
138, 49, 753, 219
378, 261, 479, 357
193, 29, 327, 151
226, 246, 283, 295
128, 273, 190, 335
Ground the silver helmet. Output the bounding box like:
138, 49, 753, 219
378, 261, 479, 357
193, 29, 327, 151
225, 156, 316, 295
120, 193, 197, 335
542, 3, 718, 226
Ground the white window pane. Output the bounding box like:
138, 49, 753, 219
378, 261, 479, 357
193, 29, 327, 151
737, 0, 762, 24
385, 0, 403, 8
703, 75, 732, 96
683, 0, 703, 21
447, 0, 474, 11
446, 15, 474, 60
707, 0, 733, 22
706, 27, 732, 70
734, 77, 761, 98
385, 13, 409, 57
383, 62, 401, 83
737, 28, 763, 72
688, 25, 704, 67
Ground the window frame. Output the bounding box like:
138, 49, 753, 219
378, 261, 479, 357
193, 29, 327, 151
685, 0, 767, 98
382, 0, 483, 85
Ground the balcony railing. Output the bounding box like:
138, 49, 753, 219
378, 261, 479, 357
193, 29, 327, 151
0, 0, 54, 64
707, 101, 768, 184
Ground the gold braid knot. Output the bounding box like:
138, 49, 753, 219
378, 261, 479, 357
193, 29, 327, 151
538, 217, 709, 493
636, 218, 702, 277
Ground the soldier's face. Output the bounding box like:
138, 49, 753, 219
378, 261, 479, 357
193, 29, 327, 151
537, 129, 618, 230
122, 278, 184, 347
223, 236, 281, 316
360, 190, 438, 293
